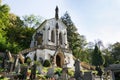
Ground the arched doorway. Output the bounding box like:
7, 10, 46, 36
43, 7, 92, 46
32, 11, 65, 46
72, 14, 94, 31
56, 55, 61, 67
55, 53, 64, 67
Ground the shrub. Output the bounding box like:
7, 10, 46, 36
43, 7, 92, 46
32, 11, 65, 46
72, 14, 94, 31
37, 74, 46, 80
54, 67, 62, 76
34, 61, 41, 66
114, 60, 120, 64
43, 59, 51, 67
68, 69, 74, 77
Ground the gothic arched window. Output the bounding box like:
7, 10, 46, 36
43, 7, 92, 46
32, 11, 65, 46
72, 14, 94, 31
51, 30, 55, 43
59, 32, 62, 45
35, 32, 43, 45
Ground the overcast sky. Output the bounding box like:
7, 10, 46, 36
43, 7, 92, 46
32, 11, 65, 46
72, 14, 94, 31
3, 0, 120, 46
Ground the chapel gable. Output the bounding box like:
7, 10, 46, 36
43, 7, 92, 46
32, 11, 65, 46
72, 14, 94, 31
30, 7, 68, 49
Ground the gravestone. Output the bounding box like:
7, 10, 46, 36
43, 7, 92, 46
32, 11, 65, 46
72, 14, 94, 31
30, 53, 37, 79
74, 59, 82, 80
47, 67, 54, 78
96, 66, 103, 78
61, 67, 69, 80
7, 51, 13, 62
83, 72, 94, 80
60, 58, 70, 80
54, 74, 59, 80
13, 55, 19, 71
1, 57, 4, 69
6, 51, 13, 72
37, 65, 42, 74
15, 63, 21, 73
8, 61, 14, 72
2, 51, 9, 70
20, 65, 28, 79
30, 64, 37, 79
1, 59, 7, 72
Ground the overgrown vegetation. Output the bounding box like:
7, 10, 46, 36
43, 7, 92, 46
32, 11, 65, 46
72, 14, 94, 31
43, 60, 51, 67
0, 2, 120, 67
0, 4, 44, 54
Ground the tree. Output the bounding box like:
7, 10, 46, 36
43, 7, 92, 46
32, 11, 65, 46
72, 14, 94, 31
61, 12, 87, 59
103, 48, 114, 67
110, 42, 120, 63
0, 34, 7, 51
0, 4, 39, 54
0, 4, 22, 53
61, 12, 73, 27
22, 14, 43, 28
92, 44, 105, 66
6, 13, 35, 53
0, 4, 10, 52
0, 4, 10, 28
6, 13, 24, 42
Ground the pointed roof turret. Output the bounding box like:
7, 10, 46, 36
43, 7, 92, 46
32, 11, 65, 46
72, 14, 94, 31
55, 6, 59, 20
